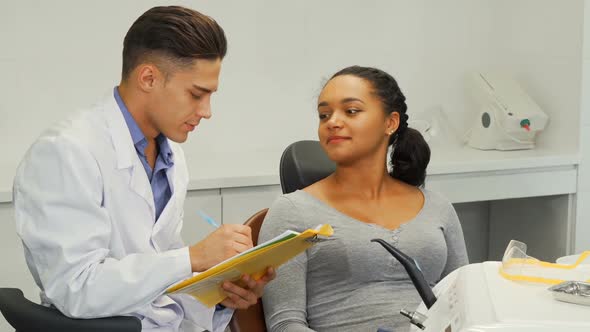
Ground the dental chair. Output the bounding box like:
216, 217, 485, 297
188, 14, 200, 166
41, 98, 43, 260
279, 140, 335, 194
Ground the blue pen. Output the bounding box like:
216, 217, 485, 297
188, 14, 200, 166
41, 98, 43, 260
198, 210, 220, 228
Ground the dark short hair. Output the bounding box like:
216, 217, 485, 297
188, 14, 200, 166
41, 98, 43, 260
121, 6, 227, 80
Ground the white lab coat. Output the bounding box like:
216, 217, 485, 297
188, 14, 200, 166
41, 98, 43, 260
13, 93, 233, 331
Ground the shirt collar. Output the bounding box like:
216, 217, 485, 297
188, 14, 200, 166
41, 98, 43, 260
114, 86, 145, 146
156, 134, 174, 166
114, 86, 174, 166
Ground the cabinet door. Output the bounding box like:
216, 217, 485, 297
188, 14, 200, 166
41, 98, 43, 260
181, 189, 222, 244
488, 195, 572, 261
453, 201, 490, 263
221, 185, 282, 225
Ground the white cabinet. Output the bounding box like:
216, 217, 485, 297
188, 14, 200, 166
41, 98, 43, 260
425, 161, 579, 262
181, 189, 222, 245
221, 185, 282, 225
488, 195, 574, 262
179, 185, 283, 244
452, 201, 490, 264
425, 165, 577, 204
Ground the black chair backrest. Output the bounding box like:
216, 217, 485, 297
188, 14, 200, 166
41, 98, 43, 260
279, 140, 336, 194
0, 288, 141, 332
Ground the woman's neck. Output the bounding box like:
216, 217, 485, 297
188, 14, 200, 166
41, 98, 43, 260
330, 155, 392, 200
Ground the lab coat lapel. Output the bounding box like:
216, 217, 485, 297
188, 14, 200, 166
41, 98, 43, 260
151, 154, 181, 251
129, 159, 156, 221
103, 93, 156, 221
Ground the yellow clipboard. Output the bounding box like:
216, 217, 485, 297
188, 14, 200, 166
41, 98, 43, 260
166, 224, 333, 307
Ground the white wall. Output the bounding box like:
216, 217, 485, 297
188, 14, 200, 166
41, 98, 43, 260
494, 0, 583, 152
0, 0, 584, 193
577, 0, 590, 253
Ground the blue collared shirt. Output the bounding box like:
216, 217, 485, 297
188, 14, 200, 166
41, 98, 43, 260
114, 87, 173, 220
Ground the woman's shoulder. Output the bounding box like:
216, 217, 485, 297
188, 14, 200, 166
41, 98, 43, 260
260, 191, 320, 239
269, 190, 317, 211
420, 187, 461, 226
265, 191, 315, 223
421, 187, 455, 213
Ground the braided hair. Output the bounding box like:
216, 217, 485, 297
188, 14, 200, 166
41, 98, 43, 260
329, 66, 431, 187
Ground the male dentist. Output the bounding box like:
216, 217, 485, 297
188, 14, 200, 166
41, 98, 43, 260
13, 6, 274, 332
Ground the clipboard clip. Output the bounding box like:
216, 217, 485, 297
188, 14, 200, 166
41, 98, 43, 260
305, 235, 331, 243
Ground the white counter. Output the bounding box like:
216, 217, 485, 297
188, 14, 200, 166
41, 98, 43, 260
0, 145, 579, 204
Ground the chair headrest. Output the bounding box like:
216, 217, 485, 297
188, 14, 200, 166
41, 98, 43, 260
279, 140, 336, 194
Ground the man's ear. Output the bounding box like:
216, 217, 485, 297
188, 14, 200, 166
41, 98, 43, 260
136, 64, 160, 92
386, 112, 400, 136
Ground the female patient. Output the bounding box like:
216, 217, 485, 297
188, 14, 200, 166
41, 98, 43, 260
259, 66, 468, 332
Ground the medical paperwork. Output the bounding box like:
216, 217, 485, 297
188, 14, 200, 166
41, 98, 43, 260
166, 224, 334, 307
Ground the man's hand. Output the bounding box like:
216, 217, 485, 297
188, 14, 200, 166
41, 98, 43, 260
189, 224, 253, 272
219, 267, 276, 309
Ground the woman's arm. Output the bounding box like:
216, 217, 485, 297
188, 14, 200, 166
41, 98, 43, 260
441, 203, 469, 278
259, 196, 316, 332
